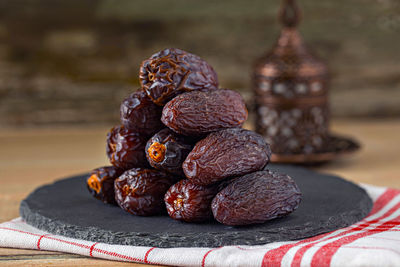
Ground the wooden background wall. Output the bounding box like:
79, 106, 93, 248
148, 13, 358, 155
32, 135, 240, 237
0, 0, 399, 127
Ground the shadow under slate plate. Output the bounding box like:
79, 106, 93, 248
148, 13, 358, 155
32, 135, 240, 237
20, 164, 372, 248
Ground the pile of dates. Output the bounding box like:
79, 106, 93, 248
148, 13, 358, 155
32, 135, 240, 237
86, 48, 302, 226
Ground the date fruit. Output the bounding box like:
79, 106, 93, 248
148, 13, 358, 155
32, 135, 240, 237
106, 125, 149, 170
86, 166, 124, 204
114, 168, 175, 216
164, 179, 219, 222
120, 90, 164, 136
212, 170, 302, 226
162, 89, 248, 136
183, 128, 271, 185
139, 48, 218, 106
145, 128, 194, 175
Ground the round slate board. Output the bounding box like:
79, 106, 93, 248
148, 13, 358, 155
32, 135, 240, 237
20, 164, 372, 248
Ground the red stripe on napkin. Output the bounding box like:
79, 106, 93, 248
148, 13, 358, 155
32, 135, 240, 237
310, 207, 400, 267
89, 242, 98, 257
144, 247, 155, 263
290, 188, 400, 266
37, 234, 50, 250
262, 188, 397, 267
0, 226, 42, 237
202, 247, 222, 267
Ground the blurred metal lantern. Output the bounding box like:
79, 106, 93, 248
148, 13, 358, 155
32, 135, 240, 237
253, 0, 359, 163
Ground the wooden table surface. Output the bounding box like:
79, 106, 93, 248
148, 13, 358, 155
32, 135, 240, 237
1, 118, 399, 266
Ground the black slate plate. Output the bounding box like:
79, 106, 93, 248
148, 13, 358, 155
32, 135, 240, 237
20, 164, 372, 248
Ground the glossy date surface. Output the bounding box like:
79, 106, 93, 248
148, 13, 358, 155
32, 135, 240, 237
120, 90, 164, 136
114, 168, 176, 216
164, 179, 218, 222
106, 125, 149, 170
86, 166, 124, 205
145, 128, 194, 176
183, 128, 271, 185
162, 89, 248, 136
212, 170, 302, 226
139, 48, 218, 106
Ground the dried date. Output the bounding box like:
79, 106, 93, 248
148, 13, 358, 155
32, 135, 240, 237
106, 125, 149, 170
212, 170, 302, 225
139, 48, 218, 106
162, 89, 248, 136
86, 166, 124, 204
114, 168, 176, 216
183, 128, 271, 185
120, 90, 164, 136
164, 179, 219, 222
145, 128, 194, 176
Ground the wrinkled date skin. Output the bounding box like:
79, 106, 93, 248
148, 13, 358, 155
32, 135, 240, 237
183, 128, 271, 185
162, 89, 248, 136
86, 166, 124, 205
120, 90, 164, 136
164, 179, 219, 222
114, 168, 176, 216
106, 125, 149, 170
212, 170, 302, 226
145, 128, 194, 176
139, 48, 218, 106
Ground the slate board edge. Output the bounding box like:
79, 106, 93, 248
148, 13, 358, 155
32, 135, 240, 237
20, 198, 372, 248
19, 170, 373, 248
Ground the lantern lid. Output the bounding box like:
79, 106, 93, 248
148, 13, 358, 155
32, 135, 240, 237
255, 0, 327, 79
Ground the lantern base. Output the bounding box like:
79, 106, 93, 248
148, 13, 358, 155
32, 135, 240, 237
271, 134, 360, 164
